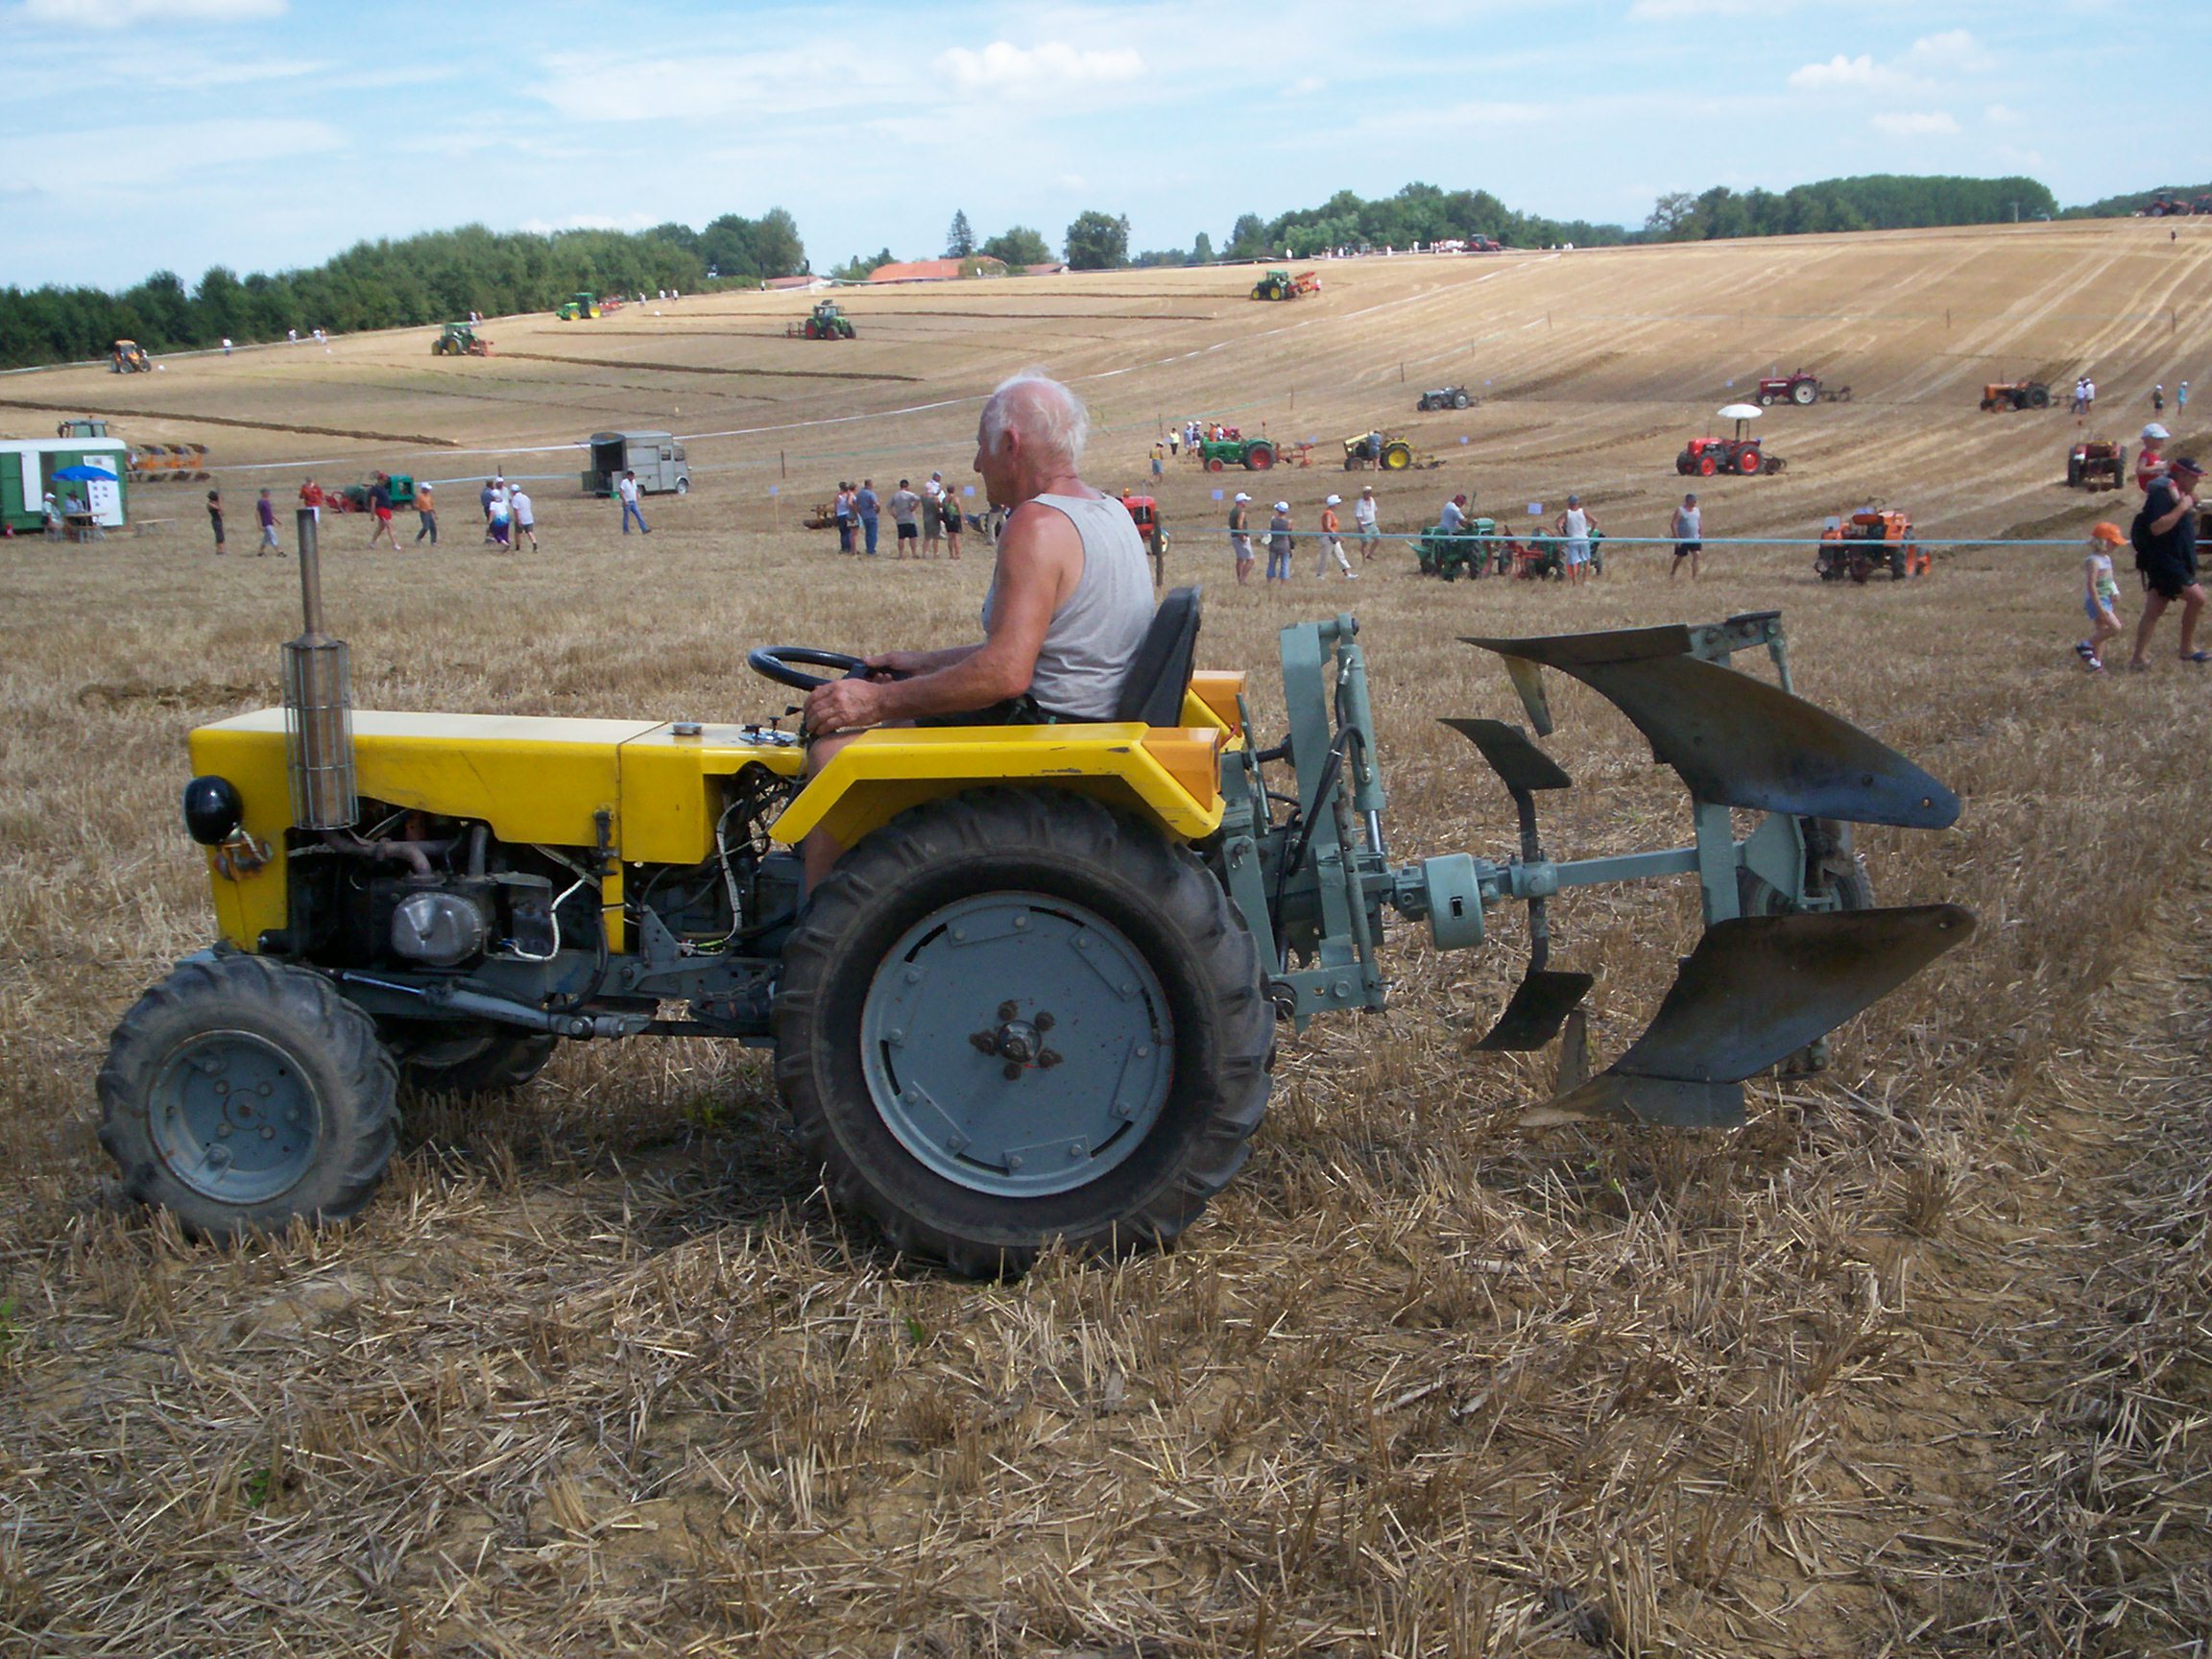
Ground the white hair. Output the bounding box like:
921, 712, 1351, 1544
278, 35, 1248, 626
980, 371, 1090, 467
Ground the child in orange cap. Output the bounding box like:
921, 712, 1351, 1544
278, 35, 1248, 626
2078, 521, 2126, 672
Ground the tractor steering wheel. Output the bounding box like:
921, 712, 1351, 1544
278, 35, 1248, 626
746, 646, 871, 692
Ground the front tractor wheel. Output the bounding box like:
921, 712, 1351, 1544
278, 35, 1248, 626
775, 789, 1272, 1277
98, 954, 398, 1238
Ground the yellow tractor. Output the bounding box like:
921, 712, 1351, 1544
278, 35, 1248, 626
98, 518, 1973, 1273
111, 339, 151, 373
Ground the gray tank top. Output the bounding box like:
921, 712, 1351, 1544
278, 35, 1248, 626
982, 492, 1156, 720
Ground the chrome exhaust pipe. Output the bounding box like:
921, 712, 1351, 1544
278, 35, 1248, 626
281, 506, 356, 830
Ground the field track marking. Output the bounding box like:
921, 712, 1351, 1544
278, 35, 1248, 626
0, 396, 458, 447
494, 351, 920, 383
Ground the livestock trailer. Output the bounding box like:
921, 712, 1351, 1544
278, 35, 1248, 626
581, 431, 689, 497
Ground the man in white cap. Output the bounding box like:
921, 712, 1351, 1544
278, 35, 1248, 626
2140, 423, 2171, 493
1316, 493, 1355, 578
1265, 500, 1294, 583
1229, 491, 1254, 585
1354, 485, 1381, 562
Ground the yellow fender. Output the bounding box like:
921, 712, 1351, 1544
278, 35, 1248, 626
771, 678, 1244, 851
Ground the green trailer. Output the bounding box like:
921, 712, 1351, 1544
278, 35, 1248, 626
0, 437, 131, 534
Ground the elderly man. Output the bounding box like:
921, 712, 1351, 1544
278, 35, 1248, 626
799, 372, 1156, 884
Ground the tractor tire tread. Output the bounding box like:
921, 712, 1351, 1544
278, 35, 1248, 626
775, 788, 1271, 1276
97, 954, 398, 1237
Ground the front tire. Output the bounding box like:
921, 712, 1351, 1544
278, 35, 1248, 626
775, 789, 1272, 1277
98, 955, 398, 1238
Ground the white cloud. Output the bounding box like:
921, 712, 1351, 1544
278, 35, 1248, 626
1903, 28, 1990, 70
1872, 110, 1960, 136
516, 211, 657, 234
1284, 75, 1327, 97
19, 0, 283, 24
937, 41, 1143, 98
1789, 54, 1901, 91
1984, 102, 2023, 125
1628, 0, 1767, 18
4, 117, 341, 184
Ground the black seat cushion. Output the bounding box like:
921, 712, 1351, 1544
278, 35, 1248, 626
1114, 586, 1202, 726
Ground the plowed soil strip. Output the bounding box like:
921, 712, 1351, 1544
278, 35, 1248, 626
495, 351, 919, 383
0, 396, 458, 447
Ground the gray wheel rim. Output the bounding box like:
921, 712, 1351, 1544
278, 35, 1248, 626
859, 892, 1174, 1198
149, 1030, 325, 1205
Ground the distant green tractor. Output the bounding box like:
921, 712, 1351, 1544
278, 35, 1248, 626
432, 323, 491, 357
1416, 517, 1500, 580
792, 300, 856, 340
1195, 434, 1279, 471
1250, 269, 1320, 301
556, 293, 600, 322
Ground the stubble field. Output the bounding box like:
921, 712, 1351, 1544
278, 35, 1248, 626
1, 221, 2209, 1656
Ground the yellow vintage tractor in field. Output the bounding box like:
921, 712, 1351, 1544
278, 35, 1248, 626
98, 516, 1972, 1272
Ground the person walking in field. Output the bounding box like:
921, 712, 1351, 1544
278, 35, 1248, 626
2153, 383, 2166, 415
1670, 492, 1701, 581
2128, 455, 2204, 669
1354, 485, 1381, 562
206, 489, 225, 555
511, 485, 538, 552
1556, 494, 1595, 587
414, 480, 438, 545
2180, 380, 2191, 414
366, 473, 400, 551
488, 488, 513, 550
1229, 492, 1255, 586
2077, 521, 2127, 673
1265, 500, 1294, 583
255, 488, 283, 555
834, 482, 854, 553
618, 469, 650, 535
480, 477, 496, 535
1316, 493, 1355, 578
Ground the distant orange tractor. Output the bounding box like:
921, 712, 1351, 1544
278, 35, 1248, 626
1816, 509, 1929, 584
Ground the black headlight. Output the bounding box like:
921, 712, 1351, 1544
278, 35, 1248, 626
182, 775, 244, 847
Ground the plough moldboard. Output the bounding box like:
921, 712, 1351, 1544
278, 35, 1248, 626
1236, 609, 1973, 1131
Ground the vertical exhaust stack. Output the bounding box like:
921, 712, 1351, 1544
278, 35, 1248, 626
281, 507, 357, 830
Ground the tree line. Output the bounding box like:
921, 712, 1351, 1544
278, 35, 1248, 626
0, 211, 805, 372
0, 172, 2157, 370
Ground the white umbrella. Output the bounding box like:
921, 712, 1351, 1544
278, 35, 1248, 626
1717, 402, 1763, 421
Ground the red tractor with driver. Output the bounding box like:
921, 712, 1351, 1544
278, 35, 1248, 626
1755, 370, 1850, 406
1678, 403, 1784, 476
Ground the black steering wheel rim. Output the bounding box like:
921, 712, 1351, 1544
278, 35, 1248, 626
747, 645, 869, 692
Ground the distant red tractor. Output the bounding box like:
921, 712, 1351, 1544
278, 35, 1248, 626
1678, 436, 1780, 477
1816, 508, 1928, 584
1679, 403, 1784, 476
2066, 438, 2128, 492
1755, 370, 1850, 406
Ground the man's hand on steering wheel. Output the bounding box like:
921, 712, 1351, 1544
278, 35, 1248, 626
862, 649, 932, 681
803, 673, 891, 736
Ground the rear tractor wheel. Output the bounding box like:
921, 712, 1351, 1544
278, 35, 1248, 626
1452, 392, 1470, 409
1791, 380, 1817, 406
1737, 448, 1764, 475
2027, 384, 2051, 409
1245, 443, 1276, 470
774, 789, 1272, 1277
98, 954, 398, 1238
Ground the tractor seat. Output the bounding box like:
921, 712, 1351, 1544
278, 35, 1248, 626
1114, 586, 1201, 727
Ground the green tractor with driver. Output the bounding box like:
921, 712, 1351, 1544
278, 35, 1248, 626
95, 512, 1972, 1274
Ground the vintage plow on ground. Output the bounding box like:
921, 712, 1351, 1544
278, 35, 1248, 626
101, 533, 1970, 1269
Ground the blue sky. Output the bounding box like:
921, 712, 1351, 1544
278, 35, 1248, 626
0, 0, 2193, 290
